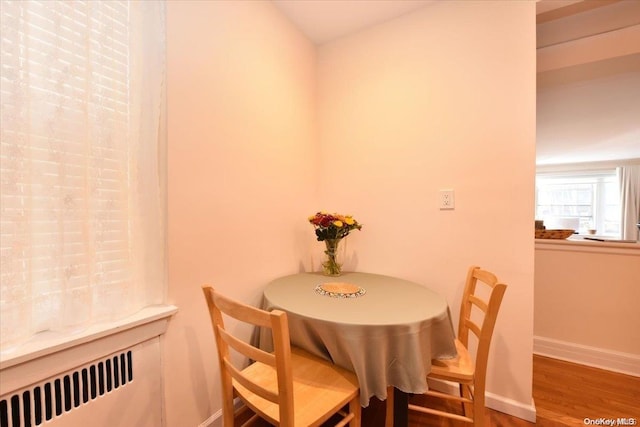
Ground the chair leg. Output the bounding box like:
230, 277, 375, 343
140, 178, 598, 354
461, 384, 473, 419
349, 397, 362, 426
222, 382, 235, 427
385, 386, 394, 427
472, 387, 485, 427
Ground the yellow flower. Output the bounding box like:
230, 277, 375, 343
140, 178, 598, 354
344, 217, 355, 225
332, 220, 343, 227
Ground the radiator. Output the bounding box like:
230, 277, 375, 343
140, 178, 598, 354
0, 307, 175, 427
1, 349, 134, 427
1, 339, 163, 427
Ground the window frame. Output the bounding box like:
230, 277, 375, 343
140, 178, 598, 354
535, 168, 621, 237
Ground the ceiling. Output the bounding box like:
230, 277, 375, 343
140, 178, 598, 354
537, 54, 640, 166
271, 0, 433, 44
271, 0, 640, 166
535, 0, 640, 165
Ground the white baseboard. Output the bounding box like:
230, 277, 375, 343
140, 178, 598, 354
485, 392, 536, 423
198, 410, 220, 427
199, 398, 244, 427
428, 379, 537, 422
533, 335, 640, 377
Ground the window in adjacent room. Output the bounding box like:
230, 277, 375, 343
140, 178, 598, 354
535, 170, 621, 237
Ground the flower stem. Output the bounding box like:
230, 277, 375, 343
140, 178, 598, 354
322, 238, 342, 276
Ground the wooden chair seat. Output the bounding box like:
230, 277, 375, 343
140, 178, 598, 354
429, 339, 474, 383
236, 346, 360, 426
202, 286, 361, 427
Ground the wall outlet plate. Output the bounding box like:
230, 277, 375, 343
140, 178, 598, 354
439, 190, 455, 210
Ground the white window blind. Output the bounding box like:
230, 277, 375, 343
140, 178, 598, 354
1, 1, 166, 350
535, 170, 621, 237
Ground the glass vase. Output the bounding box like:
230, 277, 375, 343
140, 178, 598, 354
322, 238, 343, 276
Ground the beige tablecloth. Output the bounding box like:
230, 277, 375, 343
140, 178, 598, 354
261, 272, 457, 407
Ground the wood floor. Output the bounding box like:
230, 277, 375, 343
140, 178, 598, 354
237, 355, 640, 426
531, 355, 640, 426
409, 355, 640, 427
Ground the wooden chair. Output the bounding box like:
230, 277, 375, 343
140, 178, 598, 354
385, 266, 507, 427
202, 286, 361, 427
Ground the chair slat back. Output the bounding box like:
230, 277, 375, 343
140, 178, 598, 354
406, 266, 506, 426
202, 286, 295, 424
463, 318, 482, 340
224, 358, 280, 403
216, 326, 276, 366
457, 266, 507, 390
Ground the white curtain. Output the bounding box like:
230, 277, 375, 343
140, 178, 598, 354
619, 165, 640, 241
0, 1, 166, 350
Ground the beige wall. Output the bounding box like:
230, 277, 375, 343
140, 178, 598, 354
166, 1, 316, 425
316, 0, 536, 410
166, 0, 536, 424
535, 243, 640, 354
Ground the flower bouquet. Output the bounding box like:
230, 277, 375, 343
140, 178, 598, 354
308, 212, 362, 276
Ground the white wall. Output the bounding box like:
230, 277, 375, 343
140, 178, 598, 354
166, 1, 316, 425
534, 241, 640, 375
166, 0, 537, 424
316, 0, 536, 416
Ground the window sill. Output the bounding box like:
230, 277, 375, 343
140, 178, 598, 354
0, 304, 177, 371
535, 237, 640, 255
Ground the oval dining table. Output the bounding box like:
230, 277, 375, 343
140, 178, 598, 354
260, 271, 458, 427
